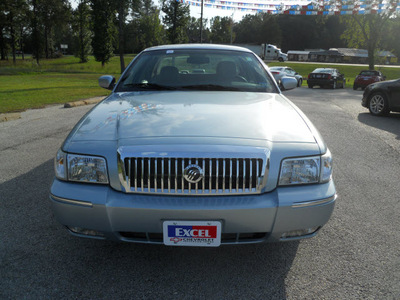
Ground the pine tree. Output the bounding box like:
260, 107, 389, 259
90, 0, 115, 66
162, 0, 190, 44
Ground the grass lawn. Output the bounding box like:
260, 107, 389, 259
0, 55, 136, 113
1, 54, 399, 114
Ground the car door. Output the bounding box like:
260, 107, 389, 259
388, 79, 400, 109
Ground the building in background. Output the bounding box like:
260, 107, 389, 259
287, 48, 397, 64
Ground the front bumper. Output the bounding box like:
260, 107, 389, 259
50, 179, 336, 245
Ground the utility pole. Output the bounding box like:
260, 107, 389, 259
200, 0, 204, 43
230, 12, 234, 44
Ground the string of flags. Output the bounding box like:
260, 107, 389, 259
179, 0, 400, 15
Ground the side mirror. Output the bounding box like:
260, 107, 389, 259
99, 75, 116, 90
280, 77, 297, 91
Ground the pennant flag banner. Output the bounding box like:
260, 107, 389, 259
179, 0, 400, 15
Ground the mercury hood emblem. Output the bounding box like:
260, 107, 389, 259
184, 164, 203, 184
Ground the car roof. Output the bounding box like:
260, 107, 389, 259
143, 44, 254, 53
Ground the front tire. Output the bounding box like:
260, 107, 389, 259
297, 78, 303, 87
278, 57, 283, 62
353, 84, 358, 90
368, 92, 389, 116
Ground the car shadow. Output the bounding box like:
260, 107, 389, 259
358, 112, 400, 140
1, 159, 299, 299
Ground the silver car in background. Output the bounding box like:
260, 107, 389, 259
270, 66, 303, 88
50, 44, 336, 247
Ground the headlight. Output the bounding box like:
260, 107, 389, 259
279, 150, 333, 186
54, 149, 109, 184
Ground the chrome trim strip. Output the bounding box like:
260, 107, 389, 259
161, 158, 164, 193
127, 158, 131, 191
292, 194, 337, 208
229, 159, 232, 193
50, 194, 93, 207
154, 158, 157, 191
202, 158, 205, 193
243, 159, 246, 191
195, 159, 199, 194
216, 159, 219, 193
236, 159, 239, 192
134, 158, 137, 192
222, 159, 226, 192
209, 159, 212, 193
174, 159, 177, 193
141, 158, 144, 192
181, 159, 184, 194
148, 158, 151, 192
249, 159, 253, 191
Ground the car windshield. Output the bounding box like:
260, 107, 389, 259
359, 71, 379, 76
313, 68, 334, 73
116, 49, 277, 93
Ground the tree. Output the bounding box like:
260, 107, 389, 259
340, 1, 398, 70
0, 0, 9, 60
30, 0, 42, 64
1, 0, 29, 63
210, 16, 233, 44
235, 14, 281, 46
127, 0, 165, 52
187, 17, 209, 43
90, 0, 116, 66
37, 0, 71, 59
73, 0, 91, 63
115, 0, 134, 73
162, 0, 190, 44
136, 10, 165, 50
381, 16, 400, 58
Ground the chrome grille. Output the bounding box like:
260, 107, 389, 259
118, 154, 268, 195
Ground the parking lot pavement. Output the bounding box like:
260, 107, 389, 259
1, 89, 399, 299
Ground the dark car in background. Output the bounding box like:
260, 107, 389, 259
307, 68, 345, 89
361, 79, 400, 116
353, 70, 385, 90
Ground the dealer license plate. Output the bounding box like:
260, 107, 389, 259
163, 221, 221, 247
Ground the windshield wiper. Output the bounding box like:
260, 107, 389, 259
123, 83, 178, 91
180, 84, 241, 91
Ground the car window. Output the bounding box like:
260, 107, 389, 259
360, 71, 379, 76
116, 49, 277, 93
313, 68, 334, 74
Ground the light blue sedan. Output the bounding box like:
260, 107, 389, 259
50, 44, 336, 247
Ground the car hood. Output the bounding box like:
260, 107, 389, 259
369, 78, 399, 88
65, 91, 317, 145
